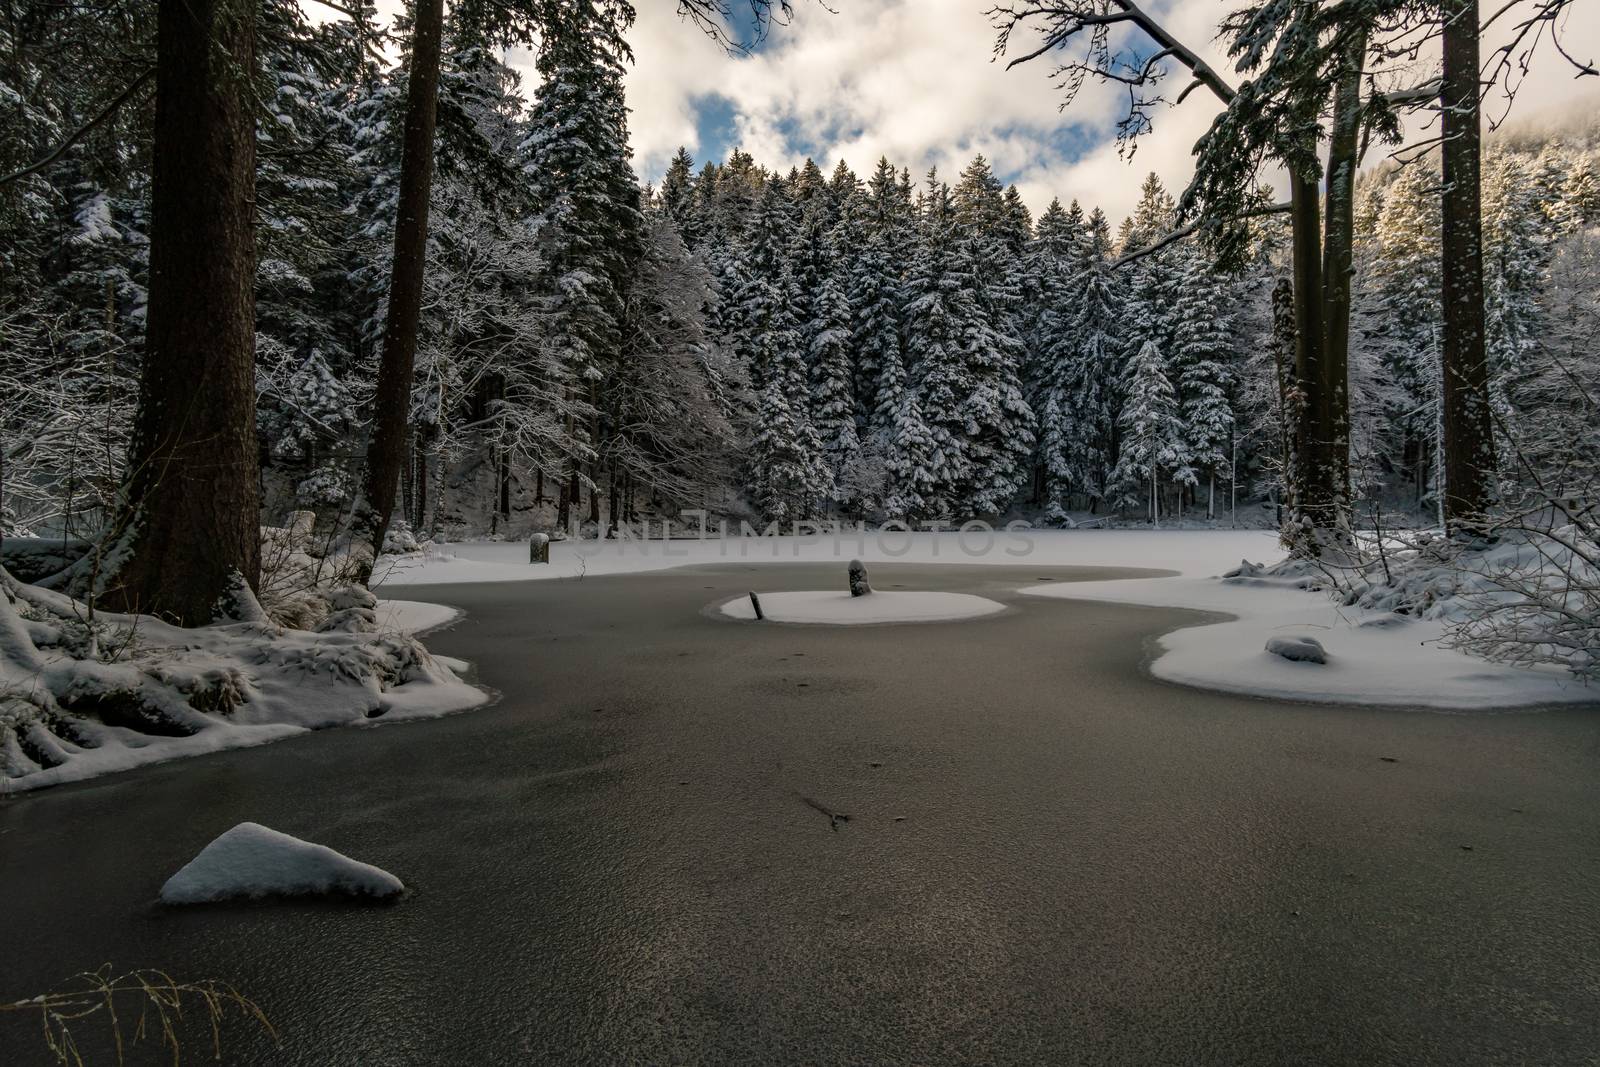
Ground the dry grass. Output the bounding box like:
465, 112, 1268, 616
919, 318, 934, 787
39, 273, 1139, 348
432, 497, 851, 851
0, 965, 275, 1065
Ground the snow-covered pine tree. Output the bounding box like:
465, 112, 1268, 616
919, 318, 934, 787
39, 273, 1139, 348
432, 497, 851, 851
806, 230, 862, 513
898, 172, 969, 514
1366, 162, 1443, 510
1111, 340, 1183, 525
733, 177, 831, 519
1483, 147, 1555, 423
1051, 206, 1124, 515
1167, 244, 1236, 518
1118, 173, 1181, 388
1023, 197, 1084, 516
521, 0, 645, 528
851, 157, 912, 439
901, 168, 1034, 517
660, 146, 699, 242
608, 202, 738, 517
884, 380, 938, 521
947, 156, 1035, 514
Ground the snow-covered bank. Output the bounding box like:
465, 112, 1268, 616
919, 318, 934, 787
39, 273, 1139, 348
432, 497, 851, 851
1023, 573, 1596, 709
374, 529, 1280, 586
1, 580, 485, 794
720, 590, 1005, 625
161, 822, 403, 903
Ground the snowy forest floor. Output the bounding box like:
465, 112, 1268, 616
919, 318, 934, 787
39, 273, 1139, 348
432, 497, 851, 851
376, 529, 1595, 709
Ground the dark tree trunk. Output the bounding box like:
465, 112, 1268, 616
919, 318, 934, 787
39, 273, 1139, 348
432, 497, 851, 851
1439, 0, 1495, 533
416, 442, 429, 534
402, 431, 415, 529
356, 0, 444, 575
1271, 274, 1297, 500
101, 0, 258, 625
1320, 34, 1364, 513
1287, 173, 1327, 537
498, 446, 511, 520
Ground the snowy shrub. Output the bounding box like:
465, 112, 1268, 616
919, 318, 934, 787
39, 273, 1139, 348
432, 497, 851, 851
258, 512, 369, 630
0, 537, 92, 583
294, 465, 354, 509
1443, 525, 1599, 681
1273, 515, 1600, 682
382, 520, 425, 555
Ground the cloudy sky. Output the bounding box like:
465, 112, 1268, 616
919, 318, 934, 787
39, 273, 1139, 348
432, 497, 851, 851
352, 0, 1600, 222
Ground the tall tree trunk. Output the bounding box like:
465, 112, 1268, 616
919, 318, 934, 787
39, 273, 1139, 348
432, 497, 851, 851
1439, 0, 1495, 533
416, 441, 429, 534
1271, 277, 1297, 529
1285, 168, 1351, 553
355, 0, 444, 577
402, 431, 415, 530
498, 445, 511, 520
100, 0, 258, 625
1321, 32, 1364, 514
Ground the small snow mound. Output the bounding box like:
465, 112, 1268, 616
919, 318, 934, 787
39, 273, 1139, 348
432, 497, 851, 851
1223, 559, 1265, 579
720, 590, 1004, 625
1265, 635, 1327, 664
160, 822, 404, 904
1356, 612, 1411, 629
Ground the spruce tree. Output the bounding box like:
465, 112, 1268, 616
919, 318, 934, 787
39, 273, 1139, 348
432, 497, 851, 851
1112, 340, 1182, 525
521, 0, 644, 528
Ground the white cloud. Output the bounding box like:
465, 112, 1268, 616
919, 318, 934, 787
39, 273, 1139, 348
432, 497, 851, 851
315, 0, 1600, 224
616, 0, 1599, 222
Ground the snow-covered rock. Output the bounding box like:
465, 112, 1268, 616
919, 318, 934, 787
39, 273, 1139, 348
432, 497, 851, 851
160, 823, 403, 904
721, 590, 1004, 625
1265, 635, 1327, 664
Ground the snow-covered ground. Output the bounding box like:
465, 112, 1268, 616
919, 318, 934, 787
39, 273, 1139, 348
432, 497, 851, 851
720, 589, 1005, 624
1, 585, 485, 793
160, 822, 403, 903
374, 528, 1280, 586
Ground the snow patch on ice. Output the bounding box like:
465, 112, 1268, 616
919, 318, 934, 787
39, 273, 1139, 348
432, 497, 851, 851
374, 599, 461, 635
1022, 573, 1595, 709
160, 822, 403, 903
721, 590, 1005, 625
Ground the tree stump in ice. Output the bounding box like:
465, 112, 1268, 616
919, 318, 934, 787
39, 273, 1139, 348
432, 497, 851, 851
530, 533, 550, 564
848, 559, 872, 597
